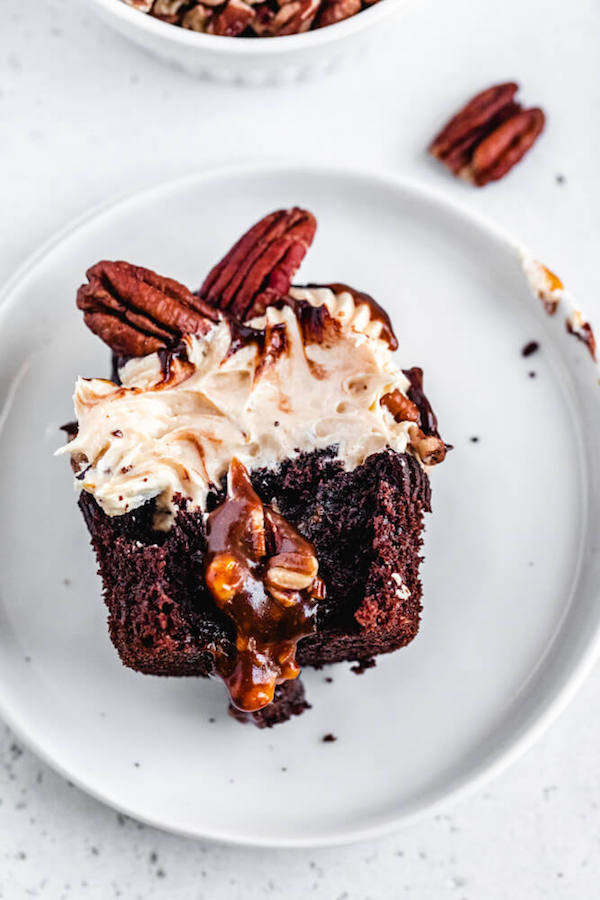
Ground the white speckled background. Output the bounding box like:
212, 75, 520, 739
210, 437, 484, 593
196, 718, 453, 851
2, 0, 600, 896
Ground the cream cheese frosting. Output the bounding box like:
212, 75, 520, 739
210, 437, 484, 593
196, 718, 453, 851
59, 288, 417, 528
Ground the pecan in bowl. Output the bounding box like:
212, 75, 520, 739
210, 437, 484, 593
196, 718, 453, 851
121, 0, 382, 36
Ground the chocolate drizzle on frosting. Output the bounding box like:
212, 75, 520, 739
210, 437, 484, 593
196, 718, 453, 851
312, 283, 398, 351
402, 367, 440, 437
226, 319, 266, 359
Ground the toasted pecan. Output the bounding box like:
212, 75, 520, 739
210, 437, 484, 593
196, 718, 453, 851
429, 82, 545, 186
316, 0, 361, 28
77, 261, 219, 357
199, 207, 317, 320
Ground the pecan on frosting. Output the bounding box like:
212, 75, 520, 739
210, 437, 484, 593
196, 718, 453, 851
67, 209, 448, 528
199, 207, 317, 321
63, 298, 422, 523
77, 261, 220, 357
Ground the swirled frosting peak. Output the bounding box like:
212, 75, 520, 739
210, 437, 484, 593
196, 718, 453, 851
59, 288, 420, 528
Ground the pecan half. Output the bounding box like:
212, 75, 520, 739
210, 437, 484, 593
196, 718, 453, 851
199, 208, 317, 320
316, 0, 361, 28
268, 0, 320, 35
77, 261, 220, 357
206, 0, 255, 36
380, 389, 420, 424
464, 108, 545, 186
429, 82, 545, 186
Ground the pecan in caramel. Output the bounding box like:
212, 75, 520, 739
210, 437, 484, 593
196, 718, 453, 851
204, 459, 324, 712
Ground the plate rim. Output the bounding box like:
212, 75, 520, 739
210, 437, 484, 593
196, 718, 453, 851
1, 162, 599, 849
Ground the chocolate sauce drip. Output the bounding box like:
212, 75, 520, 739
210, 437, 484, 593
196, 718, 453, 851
111, 353, 126, 385
204, 459, 323, 712
111, 342, 190, 386
226, 319, 266, 358
304, 282, 398, 350
402, 367, 440, 437
226, 303, 335, 364
59, 421, 79, 439
284, 296, 340, 345
156, 340, 189, 380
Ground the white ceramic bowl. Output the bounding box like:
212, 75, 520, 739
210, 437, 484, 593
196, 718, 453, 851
88, 0, 406, 84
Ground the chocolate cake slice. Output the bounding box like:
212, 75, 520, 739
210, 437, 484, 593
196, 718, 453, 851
59, 209, 447, 726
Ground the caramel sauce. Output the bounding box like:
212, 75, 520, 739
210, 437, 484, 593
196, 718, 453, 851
204, 459, 324, 712
540, 264, 564, 294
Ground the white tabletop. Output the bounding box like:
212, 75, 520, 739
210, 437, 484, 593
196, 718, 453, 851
2, 0, 600, 896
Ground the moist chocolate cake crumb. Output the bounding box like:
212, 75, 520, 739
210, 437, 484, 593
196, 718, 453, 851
522, 340, 540, 357
469, 436, 480, 443
78, 446, 431, 726
324, 677, 333, 683
350, 657, 376, 675
528, 371, 537, 378
322, 733, 337, 743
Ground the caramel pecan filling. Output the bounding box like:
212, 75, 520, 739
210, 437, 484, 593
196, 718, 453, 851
205, 459, 325, 711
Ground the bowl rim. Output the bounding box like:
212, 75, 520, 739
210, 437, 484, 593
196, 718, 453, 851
89, 0, 406, 55
1, 162, 599, 848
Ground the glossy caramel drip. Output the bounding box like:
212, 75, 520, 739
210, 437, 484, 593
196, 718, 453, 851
204, 459, 324, 712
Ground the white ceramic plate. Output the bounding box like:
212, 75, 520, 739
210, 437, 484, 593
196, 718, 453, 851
1, 165, 599, 848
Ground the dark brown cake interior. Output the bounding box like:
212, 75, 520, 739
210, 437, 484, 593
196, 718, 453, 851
79, 446, 431, 724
